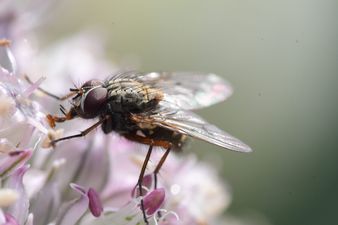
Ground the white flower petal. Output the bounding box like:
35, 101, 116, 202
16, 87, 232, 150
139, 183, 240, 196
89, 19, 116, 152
6, 165, 30, 225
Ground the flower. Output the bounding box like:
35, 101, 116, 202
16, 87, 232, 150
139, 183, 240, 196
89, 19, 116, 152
0, 0, 58, 40
0, 59, 48, 145
0, 2, 249, 225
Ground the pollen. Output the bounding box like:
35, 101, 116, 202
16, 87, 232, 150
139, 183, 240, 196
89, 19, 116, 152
0, 188, 19, 207
0, 39, 11, 46
0, 95, 16, 118
41, 129, 64, 148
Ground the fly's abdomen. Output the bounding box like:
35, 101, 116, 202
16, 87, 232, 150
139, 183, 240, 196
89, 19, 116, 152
106, 79, 163, 113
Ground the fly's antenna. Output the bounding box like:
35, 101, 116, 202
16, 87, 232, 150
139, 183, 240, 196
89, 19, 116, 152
70, 82, 80, 91
59, 104, 67, 116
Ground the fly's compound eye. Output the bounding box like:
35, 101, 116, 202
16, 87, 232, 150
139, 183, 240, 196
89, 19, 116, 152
81, 79, 103, 89
81, 87, 108, 118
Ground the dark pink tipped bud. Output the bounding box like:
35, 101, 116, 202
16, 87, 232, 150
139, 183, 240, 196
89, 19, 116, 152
132, 174, 153, 197
5, 213, 19, 225
143, 188, 165, 215
8, 150, 24, 156
142, 174, 153, 189
88, 188, 103, 217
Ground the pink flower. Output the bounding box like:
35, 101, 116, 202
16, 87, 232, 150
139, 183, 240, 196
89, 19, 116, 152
0, 3, 253, 224
0, 0, 58, 40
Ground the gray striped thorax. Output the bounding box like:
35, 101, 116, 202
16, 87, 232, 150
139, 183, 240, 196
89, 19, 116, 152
105, 78, 163, 113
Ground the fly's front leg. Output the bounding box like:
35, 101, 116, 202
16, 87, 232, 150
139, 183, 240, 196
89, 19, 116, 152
24, 75, 77, 101
24, 75, 80, 128
50, 115, 109, 146
46, 107, 77, 128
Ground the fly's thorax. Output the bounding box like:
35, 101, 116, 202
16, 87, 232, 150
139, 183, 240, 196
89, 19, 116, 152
106, 79, 163, 112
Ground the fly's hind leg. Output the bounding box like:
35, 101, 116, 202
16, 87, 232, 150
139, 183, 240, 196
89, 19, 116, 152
124, 133, 172, 189
152, 145, 172, 220
153, 145, 172, 189
124, 134, 172, 224
137, 144, 153, 225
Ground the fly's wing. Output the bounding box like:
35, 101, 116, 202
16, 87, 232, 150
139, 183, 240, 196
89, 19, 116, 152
108, 71, 233, 110
132, 106, 252, 153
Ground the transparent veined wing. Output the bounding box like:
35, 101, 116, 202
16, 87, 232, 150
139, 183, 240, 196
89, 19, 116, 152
107, 71, 233, 110
131, 106, 252, 153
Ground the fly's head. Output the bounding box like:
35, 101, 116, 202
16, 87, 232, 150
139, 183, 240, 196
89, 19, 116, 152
71, 79, 108, 119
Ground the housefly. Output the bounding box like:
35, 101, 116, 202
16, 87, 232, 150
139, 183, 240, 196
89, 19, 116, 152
27, 71, 252, 223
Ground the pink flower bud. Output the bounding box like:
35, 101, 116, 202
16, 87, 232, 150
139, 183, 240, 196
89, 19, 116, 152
143, 188, 165, 215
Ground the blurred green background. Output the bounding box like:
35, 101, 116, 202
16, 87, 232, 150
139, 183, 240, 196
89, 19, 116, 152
41, 0, 338, 224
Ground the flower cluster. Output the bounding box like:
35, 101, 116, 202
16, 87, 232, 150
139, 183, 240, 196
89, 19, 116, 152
1, 1, 237, 225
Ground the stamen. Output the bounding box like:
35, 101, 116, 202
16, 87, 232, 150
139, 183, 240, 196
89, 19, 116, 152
41, 129, 64, 148
46, 158, 66, 182
22, 76, 46, 97
156, 209, 180, 223
88, 188, 103, 217
142, 188, 165, 216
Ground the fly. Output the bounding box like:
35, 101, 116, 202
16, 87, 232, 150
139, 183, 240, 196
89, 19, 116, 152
26, 71, 252, 224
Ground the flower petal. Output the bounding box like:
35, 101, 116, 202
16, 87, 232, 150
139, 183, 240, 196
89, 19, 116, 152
72, 132, 110, 191
0, 45, 16, 73
4, 213, 19, 225
0, 150, 32, 178
5, 165, 30, 225
0, 138, 16, 154
54, 183, 90, 225
80, 203, 143, 225
24, 213, 34, 225
0, 209, 6, 224
30, 159, 63, 225
22, 76, 45, 97
49, 132, 110, 199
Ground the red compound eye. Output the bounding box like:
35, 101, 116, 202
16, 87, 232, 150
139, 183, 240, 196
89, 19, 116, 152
81, 79, 103, 89
81, 87, 108, 118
